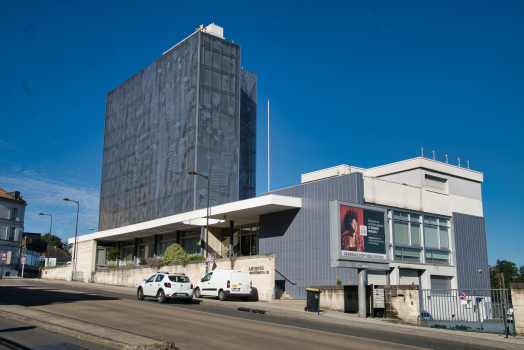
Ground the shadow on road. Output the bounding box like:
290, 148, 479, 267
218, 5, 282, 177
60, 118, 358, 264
0, 287, 120, 307
0, 326, 37, 333
0, 336, 31, 350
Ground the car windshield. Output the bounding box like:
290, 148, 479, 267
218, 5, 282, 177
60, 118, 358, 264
168, 275, 189, 283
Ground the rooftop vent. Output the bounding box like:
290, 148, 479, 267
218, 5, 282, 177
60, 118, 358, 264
200, 23, 224, 39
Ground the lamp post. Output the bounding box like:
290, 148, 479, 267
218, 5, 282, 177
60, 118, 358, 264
63, 198, 79, 282
188, 170, 209, 273
39, 213, 52, 274
39, 212, 53, 236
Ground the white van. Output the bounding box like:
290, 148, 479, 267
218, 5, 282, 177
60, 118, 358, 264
193, 269, 252, 301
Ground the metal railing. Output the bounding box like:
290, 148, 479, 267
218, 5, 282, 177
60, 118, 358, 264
419, 288, 514, 335
275, 269, 297, 285
421, 148, 470, 169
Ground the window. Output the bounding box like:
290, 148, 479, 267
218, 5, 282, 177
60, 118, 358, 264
425, 175, 447, 194
168, 275, 189, 283
9, 208, 18, 220
182, 230, 200, 255
8, 227, 15, 241
424, 216, 449, 249
155, 275, 164, 282
146, 275, 156, 283
395, 247, 422, 262
426, 251, 450, 265
393, 211, 422, 247
202, 272, 213, 282
239, 224, 259, 256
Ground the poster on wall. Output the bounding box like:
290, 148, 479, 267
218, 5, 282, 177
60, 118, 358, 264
331, 201, 389, 269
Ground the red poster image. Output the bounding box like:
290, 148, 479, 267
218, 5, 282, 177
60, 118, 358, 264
340, 205, 364, 252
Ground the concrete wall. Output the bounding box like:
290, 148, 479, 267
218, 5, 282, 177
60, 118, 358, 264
314, 286, 345, 312
42, 265, 71, 281
364, 177, 483, 217
382, 285, 420, 325
74, 240, 97, 282
86, 254, 274, 301
510, 283, 524, 335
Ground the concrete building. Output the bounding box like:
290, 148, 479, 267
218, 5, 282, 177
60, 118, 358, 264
0, 188, 27, 277
67, 25, 490, 298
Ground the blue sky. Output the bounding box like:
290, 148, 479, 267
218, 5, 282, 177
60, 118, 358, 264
1, 0, 523, 266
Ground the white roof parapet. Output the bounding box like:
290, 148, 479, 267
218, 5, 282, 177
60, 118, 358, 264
365, 157, 483, 182
68, 194, 301, 244
301, 165, 367, 184
301, 157, 483, 184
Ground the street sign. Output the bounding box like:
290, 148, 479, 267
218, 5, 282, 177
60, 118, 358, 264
20, 257, 26, 264
373, 288, 385, 308
1, 253, 7, 261
205, 254, 214, 263
40, 256, 45, 261
460, 292, 467, 305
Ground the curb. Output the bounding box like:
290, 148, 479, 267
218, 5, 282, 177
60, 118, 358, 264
0, 309, 174, 350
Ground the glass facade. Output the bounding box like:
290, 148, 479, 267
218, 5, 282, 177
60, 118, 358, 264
392, 210, 451, 265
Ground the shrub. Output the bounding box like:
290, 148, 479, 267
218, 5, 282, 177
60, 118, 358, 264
138, 257, 147, 266
162, 243, 186, 264
145, 257, 164, 268
181, 254, 205, 267
107, 249, 119, 261
108, 264, 119, 269
336, 276, 342, 286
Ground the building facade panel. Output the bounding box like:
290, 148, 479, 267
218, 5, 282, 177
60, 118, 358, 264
259, 173, 364, 299
453, 212, 490, 289
99, 28, 254, 231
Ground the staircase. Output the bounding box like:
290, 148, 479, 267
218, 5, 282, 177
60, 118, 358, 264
274, 286, 292, 300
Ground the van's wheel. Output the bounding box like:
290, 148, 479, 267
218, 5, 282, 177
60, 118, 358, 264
194, 288, 201, 298
137, 287, 144, 300
157, 290, 167, 303
218, 290, 226, 301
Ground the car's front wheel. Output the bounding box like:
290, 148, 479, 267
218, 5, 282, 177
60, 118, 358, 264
194, 288, 201, 298
137, 287, 144, 300
218, 289, 226, 301
157, 290, 167, 303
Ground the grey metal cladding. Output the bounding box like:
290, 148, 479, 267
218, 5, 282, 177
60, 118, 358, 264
100, 32, 247, 231
259, 173, 364, 299
239, 69, 257, 200
195, 33, 242, 210
452, 212, 490, 289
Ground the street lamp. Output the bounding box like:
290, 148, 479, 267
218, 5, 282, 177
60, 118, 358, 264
39, 213, 53, 236
188, 170, 210, 273
39, 212, 52, 274
63, 198, 79, 282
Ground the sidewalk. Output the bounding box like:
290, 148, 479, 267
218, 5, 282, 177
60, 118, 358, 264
10, 279, 524, 349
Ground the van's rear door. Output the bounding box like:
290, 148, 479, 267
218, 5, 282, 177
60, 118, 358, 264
230, 271, 250, 294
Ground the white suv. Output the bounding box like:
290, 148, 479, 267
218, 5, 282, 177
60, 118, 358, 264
137, 272, 193, 303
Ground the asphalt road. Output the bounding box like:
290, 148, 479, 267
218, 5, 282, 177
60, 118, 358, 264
0, 281, 500, 350
0, 315, 113, 350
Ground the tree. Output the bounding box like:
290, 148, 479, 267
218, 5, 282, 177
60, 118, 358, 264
41, 233, 64, 248
107, 249, 119, 261
162, 243, 187, 264
489, 259, 522, 288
